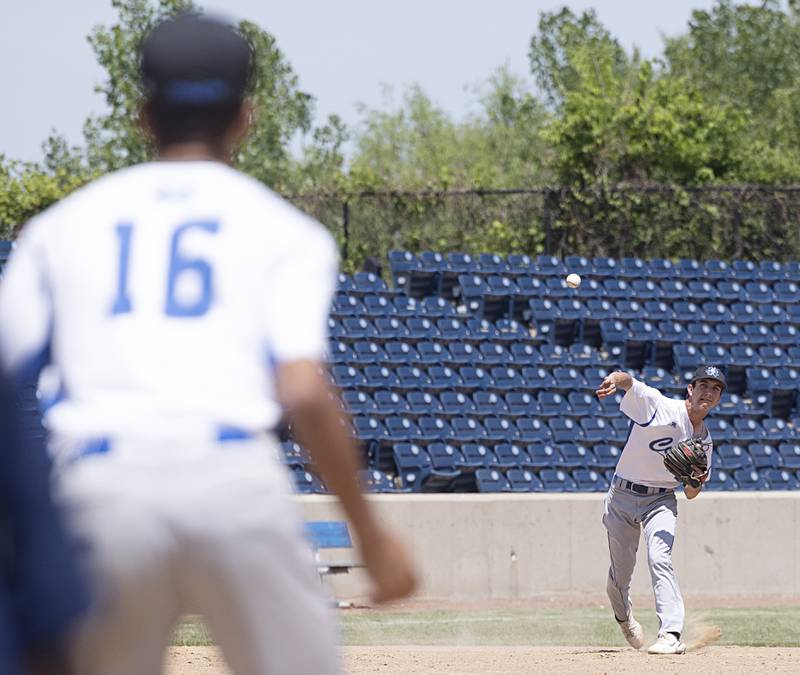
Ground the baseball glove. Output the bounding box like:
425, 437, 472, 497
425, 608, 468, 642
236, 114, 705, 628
663, 437, 709, 488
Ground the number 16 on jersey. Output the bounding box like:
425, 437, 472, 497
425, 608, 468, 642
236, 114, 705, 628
111, 220, 219, 318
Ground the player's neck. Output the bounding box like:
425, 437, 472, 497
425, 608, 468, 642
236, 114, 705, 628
684, 399, 706, 429
157, 142, 229, 163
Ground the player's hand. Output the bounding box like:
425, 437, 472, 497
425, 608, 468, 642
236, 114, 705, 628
596, 375, 617, 399
359, 528, 418, 604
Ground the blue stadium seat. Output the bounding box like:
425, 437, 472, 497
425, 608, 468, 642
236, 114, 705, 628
341, 317, 378, 341
758, 346, 787, 368
602, 279, 630, 299
564, 255, 592, 275
788, 304, 800, 325
341, 390, 375, 416
703, 259, 729, 279
505, 392, 539, 416
436, 318, 469, 342
475, 469, 510, 493
428, 443, 463, 474
673, 344, 700, 371
494, 443, 531, 470
472, 391, 508, 418
744, 281, 774, 303
512, 277, 545, 320
713, 392, 746, 421
332, 293, 365, 317
609, 417, 631, 444
584, 299, 617, 320
515, 418, 552, 444
383, 341, 417, 365
507, 254, 535, 275
761, 418, 795, 444
659, 279, 687, 300
673, 301, 701, 322
773, 324, 799, 347
729, 344, 758, 367
576, 278, 604, 299
733, 417, 766, 442
417, 416, 454, 442
715, 280, 744, 303
374, 390, 408, 416
688, 280, 719, 302
600, 319, 626, 348
394, 366, 429, 391
405, 317, 438, 342
538, 392, 568, 416
415, 341, 449, 365
758, 260, 785, 281
630, 279, 662, 302
353, 341, 386, 364
363, 294, 395, 317
388, 250, 420, 290
359, 468, 400, 493
495, 319, 530, 343
594, 443, 621, 469
439, 391, 474, 417
406, 391, 442, 418
593, 257, 619, 278
580, 417, 613, 444
568, 391, 602, 417
705, 417, 732, 443
746, 367, 774, 394
786, 261, 800, 282
332, 365, 366, 389
683, 322, 715, 346
568, 344, 605, 367
730, 302, 758, 324
392, 444, 432, 491
327, 340, 355, 365
420, 296, 458, 318
337, 273, 356, 294
450, 416, 487, 444
478, 253, 509, 275
482, 417, 517, 444
619, 257, 648, 280
426, 366, 462, 392
466, 318, 501, 343
732, 468, 769, 490
479, 342, 513, 366
521, 367, 556, 391
535, 255, 565, 277
704, 468, 737, 491
764, 469, 799, 490
460, 443, 496, 469
701, 302, 732, 323
649, 258, 676, 279
507, 469, 544, 492
384, 416, 423, 444
483, 276, 517, 320
716, 444, 752, 470
352, 272, 388, 296
559, 443, 596, 469
757, 304, 783, 325
280, 441, 309, 468
458, 366, 493, 391
614, 300, 644, 321
447, 341, 480, 365
732, 260, 757, 282
456, 274, 489, 315
547, 419, 583, 444
573, 469, 608, 491
552, 366, 589, 392
676, 258, 703, 280
538, 343, 568, 366
292, 469, 327, 494
713, 323, 742, 346
643, 301, 674, 323
374, 317, 409, 342
392, 295, 420, 318
789, 347, 800, 368
491, 367, 526, 391
509, 343, 540, 367
539, 469, 578, 492
526, 443, 563, 468
778, 443, 800, 469
701, 344, 732, 368
773, 281, 799, 304
362, 365, 399, 391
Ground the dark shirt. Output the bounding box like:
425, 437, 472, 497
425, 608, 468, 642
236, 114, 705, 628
0, 376, 87, 673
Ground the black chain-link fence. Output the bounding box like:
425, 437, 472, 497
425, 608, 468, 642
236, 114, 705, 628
288, 186, 800, 270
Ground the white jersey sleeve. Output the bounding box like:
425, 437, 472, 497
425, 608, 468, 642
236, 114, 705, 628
619, 379, 663, 425
0, 224, 52, 377
262, 229, 337, 364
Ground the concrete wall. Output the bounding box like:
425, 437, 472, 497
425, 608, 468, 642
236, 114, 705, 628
299, 492, 800, 602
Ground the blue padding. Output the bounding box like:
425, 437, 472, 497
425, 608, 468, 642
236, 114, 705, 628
217, 425, 253, 442
305, 521, 353, 549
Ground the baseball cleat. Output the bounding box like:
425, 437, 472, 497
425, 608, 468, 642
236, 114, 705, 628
647, 633, 686, 655
618, 617, 644, 649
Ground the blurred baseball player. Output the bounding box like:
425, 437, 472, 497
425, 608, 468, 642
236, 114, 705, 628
0, 14, 416, 675
595, 366, 724, 655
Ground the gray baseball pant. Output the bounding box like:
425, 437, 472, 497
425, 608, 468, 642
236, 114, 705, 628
602, 481, 684, 635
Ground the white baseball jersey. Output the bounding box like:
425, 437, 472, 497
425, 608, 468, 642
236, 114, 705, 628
614, 379, 713, 488
0, 161, 337, 457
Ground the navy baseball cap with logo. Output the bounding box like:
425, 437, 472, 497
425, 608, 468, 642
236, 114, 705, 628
140, 13, 253, 107
691, 365, 727, 390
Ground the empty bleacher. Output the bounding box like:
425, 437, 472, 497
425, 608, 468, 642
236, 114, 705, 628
292, 251, 800, 494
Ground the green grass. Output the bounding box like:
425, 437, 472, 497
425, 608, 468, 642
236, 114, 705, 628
173, 607, 800, 648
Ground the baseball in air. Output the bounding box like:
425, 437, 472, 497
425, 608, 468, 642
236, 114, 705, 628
565, 272, 582, 288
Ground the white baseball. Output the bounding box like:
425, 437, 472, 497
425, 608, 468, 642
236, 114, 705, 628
565, 272, 581, 288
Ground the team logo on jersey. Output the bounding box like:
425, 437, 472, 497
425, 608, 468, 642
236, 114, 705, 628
704, 366, 722, 379
649, 437, 674, 453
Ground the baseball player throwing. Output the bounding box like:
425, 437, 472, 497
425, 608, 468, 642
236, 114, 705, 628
595, 366, 724, 654
0, 14, 416, 675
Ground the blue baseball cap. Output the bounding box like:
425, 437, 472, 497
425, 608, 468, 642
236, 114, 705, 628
691, 365, 727, 390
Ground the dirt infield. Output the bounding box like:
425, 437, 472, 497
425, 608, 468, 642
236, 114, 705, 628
166, 645, 800, 674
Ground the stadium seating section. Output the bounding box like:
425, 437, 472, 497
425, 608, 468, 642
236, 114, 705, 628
2, 240, 799, 494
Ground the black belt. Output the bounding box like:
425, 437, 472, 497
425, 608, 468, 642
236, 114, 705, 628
613, 475, 669, 495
